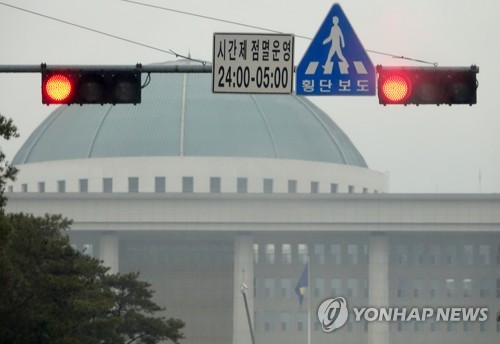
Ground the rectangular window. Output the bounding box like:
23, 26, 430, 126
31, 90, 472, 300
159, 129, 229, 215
103, 178, 113, 193
446, 245, 457, 265
263, 178, 273, 194
264, 311, 275, 331
479, 245, 490, 265
310, 181, 319, 193
414, 245, 423, 265
280, 279, 291, 298
314, 244, 325, 265
128, 177, 139, 193
79, 179, 88, 193
38, 182, 45, 193
348, 185, 355, 193
210, 177, 221, 193
298, 244, 308, 264
430, 279, 440, 298
237, 177, 248, 193
464, 244, 474, 265
57, 180, 66, 193
253, 244, 259, 264
413, 279, 422, 298
331, 244, 341, 264
314, 278, 325, 298
347, 278, 358, 298
430, 244, 440, 265
288, 180, 297, 193
264, 278, 275, 298
363, 278, 369, 298
362, 187, 368, 194
479, 278, 489, 298
331, 278, 341, 295
480, 320, 488, 333
265, 244, 275, 264
446, 278, 456, 298
347, 244, 358, 265
253, 277, 258, 298
155, 177, 166, 193
281, 312, 291, 331
182, 177, 194, 193
463, 278, 472, 297
281, 244, 292, 264
429, 320, 439, 332
330, 183, 338, 193
298, 312, 307, 331
397, 278, 407, 298
21, 183, 28, 193
396, 245, 408, 265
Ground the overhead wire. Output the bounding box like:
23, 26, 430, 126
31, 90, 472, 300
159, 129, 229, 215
0, 0, 437, 66
121, 0, 438, 66
0, 1, 207, 64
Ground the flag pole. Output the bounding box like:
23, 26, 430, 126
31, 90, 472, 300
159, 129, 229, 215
307, 254, 311, 344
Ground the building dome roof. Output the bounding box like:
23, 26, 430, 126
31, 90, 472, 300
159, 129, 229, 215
13, 60, 367, 168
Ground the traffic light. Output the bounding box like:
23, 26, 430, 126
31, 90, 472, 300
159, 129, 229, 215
41, 64, 142, 105
376, 65, 479, 105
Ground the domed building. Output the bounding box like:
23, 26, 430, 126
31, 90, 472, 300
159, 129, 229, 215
5, 61, 500, 344
11, 61, 386, 194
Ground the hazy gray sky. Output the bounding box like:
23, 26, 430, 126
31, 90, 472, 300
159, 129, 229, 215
0, 0, 498, 193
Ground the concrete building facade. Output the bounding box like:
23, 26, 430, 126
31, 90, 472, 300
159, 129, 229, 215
5, 61, 500, 344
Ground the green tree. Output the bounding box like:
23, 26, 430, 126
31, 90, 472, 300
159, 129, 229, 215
0, 114, 184, 343
104, 272, 185, 344
0, 212, 184, 344
0, 114, 19, 209
0, 213, 114, 343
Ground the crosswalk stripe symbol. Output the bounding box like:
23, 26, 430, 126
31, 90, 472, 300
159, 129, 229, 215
304, 60, 369, 76
305, 62, 319, 75
353, 61, 368, 74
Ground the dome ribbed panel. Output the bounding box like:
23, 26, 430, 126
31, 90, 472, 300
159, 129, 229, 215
183, 74, 276, 158
89, 74, 182, 158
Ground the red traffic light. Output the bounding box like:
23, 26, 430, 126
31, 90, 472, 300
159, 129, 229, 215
43, 73, 74, 103
41, 65, 142, 105
377, 65, 479, 105
380, 74, 411, 103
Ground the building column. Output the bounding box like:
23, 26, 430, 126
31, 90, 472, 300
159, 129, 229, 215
233, 232, 255, 344
368, 232, 389, 344
99, 233, 119, 274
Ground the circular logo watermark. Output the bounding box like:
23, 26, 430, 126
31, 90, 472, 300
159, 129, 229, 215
317, 297, 349, 332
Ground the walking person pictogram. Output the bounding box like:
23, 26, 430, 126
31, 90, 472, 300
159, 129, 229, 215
322, 16, 348, 74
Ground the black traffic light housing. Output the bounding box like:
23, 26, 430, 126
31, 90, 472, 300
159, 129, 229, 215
377, 65, 479, 105
41, 64, 142, 105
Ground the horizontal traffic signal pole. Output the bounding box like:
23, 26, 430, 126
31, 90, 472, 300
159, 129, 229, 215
0, 63, 213, 105
0, 63, 213, 74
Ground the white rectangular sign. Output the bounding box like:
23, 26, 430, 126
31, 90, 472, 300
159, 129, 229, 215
213, 33, 294, 94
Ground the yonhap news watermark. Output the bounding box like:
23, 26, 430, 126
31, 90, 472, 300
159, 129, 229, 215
317, 296, 489, 333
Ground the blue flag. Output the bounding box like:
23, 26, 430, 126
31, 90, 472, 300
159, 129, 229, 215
294, 263, 308, 307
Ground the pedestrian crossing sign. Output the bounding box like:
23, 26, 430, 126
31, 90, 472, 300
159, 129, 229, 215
296, 3, 375, 96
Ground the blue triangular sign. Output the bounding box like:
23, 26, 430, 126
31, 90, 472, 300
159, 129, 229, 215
296, 3, 375, 96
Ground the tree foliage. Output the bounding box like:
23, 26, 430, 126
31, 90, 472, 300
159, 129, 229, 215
0, 114, 19, 209
0, 212, 184, 344
0, 113, 184, 343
